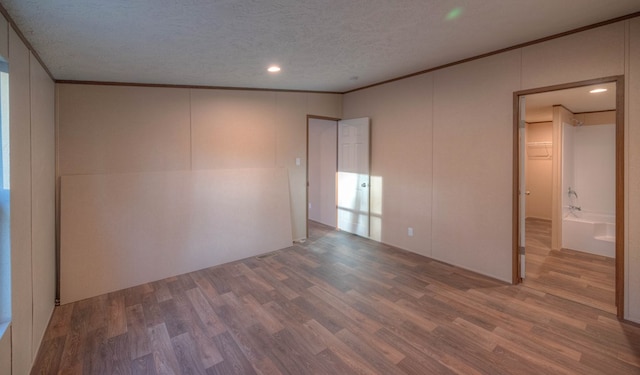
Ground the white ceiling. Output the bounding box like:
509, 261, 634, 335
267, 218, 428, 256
525, 82, 616, 122
2, 1, 639, 92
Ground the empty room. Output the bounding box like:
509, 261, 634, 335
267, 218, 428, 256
1, 1, 640, 374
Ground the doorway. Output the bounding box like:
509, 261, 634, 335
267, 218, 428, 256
307, 117, 338, 229
513, 76, 624, 318
306, 115, 371, 239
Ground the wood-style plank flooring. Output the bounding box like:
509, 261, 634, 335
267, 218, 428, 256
32, 221, 640, 374
523, 218, 616, 314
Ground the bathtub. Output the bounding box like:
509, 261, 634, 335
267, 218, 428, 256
562, 211, 615, 258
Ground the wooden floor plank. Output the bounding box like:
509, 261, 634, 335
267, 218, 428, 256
523, 218, 616, 313
209, 332, 258, 375
171, 333, 207, 375
141, 292, 164, 329
262, 300, 327, 356
44, 302, 74, 339
56, 304, 88, 373
302, 319, 381, 375
184, 287, 227, 337
130, 353, 158, 375
29, 336, 65, 375
125, 304, 151, 360
334, 328, 406, 375
375, 328, 464, 375
30, 221, 640, 375
148, 323, 182, 375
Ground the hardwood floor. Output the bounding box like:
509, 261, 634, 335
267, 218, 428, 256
32, 221, 640, 374
523, 218, 616, 314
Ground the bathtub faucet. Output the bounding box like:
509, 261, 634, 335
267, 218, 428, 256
568, 187, 578, 199
569, 205, 581, 211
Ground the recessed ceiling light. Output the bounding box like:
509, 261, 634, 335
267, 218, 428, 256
268, 66, 281, 73
589, 88, 607, 93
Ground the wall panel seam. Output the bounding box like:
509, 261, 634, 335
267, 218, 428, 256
189, 89, 193, 171
623, 19, 631, 319
27, 51, 35, 361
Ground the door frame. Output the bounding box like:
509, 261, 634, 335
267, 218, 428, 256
306, 115, 340, 238
512, 75, 625, 319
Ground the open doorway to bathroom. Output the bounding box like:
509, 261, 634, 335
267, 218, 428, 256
513, 76, 624, 318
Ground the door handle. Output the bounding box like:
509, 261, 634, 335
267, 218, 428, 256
361, 183, 367, 188
525, 191, 531, 195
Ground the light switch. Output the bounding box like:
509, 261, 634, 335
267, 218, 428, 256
296, 157, 301, 166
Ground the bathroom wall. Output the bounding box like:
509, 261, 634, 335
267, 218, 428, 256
525, 122, 553, 220
552, 106, 574, 250
308, 118, 337, 227
573, 122, 616, 215
561, 114, 616, 257
562, 122, 576, 212
562, 112, 616, 216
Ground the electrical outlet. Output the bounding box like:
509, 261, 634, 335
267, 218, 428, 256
408, 227, 414, 237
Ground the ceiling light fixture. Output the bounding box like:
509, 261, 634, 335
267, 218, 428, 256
268, 66, 281, 73
589, 88, 607, 93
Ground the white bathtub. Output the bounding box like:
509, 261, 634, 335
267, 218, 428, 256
562, 211, 615, 258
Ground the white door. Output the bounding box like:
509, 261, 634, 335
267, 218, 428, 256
519, 96, 527, 279
337, 117, 370, 237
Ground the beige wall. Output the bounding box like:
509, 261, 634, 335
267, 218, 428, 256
344, 53, 519, 280
60, 168, 293, 303
30, 49, 56, 361
344, 18, 640, 322
525, 122, 553, 220
0, 21, 57, 375
277, 93, 340, 240
58, 85, 191, 175
57, 85, 342, 303
9, 26, 33, 375
521, 22, 625, 89
58, 85, 341, 242
191, 90, 277, 169
627, 17, 640, 323
343, 74, 433, 254
433, 51, 520, 281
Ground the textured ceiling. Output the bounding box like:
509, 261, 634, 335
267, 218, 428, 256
2, 1, 640, 92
